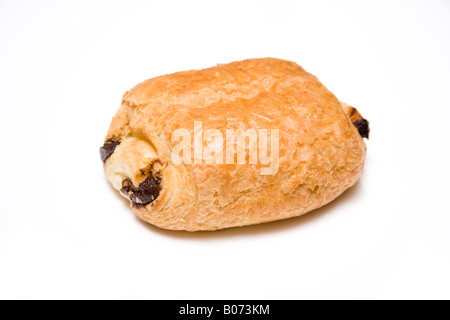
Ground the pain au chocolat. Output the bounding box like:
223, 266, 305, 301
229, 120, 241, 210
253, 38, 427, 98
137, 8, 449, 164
100, 58, 369, 231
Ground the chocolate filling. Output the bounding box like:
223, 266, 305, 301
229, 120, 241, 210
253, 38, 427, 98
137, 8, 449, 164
100, 140, 121, 162
353, 118, 370, 139
120, 175, 162, 208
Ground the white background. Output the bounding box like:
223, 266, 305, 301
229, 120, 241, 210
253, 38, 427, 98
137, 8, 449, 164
1, 0, 449, 300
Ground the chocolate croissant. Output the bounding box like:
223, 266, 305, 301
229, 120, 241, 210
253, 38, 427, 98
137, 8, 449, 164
100, 58, 369, 231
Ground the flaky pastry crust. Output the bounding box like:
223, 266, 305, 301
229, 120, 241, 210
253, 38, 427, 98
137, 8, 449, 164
101, 58, 367, 231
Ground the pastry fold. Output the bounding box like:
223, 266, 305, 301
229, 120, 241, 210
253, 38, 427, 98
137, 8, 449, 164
101, 58, 368, 231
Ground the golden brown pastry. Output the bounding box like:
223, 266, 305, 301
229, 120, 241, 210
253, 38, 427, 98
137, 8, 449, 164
100, 58, 369, 231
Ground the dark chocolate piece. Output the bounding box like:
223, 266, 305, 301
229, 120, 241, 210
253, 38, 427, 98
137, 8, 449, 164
353, 118, 370, 139
120, 176, 161, 208
100, 140, 121, 162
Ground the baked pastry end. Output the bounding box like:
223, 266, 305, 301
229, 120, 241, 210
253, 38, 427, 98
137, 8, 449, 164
342, 102, 370, 139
